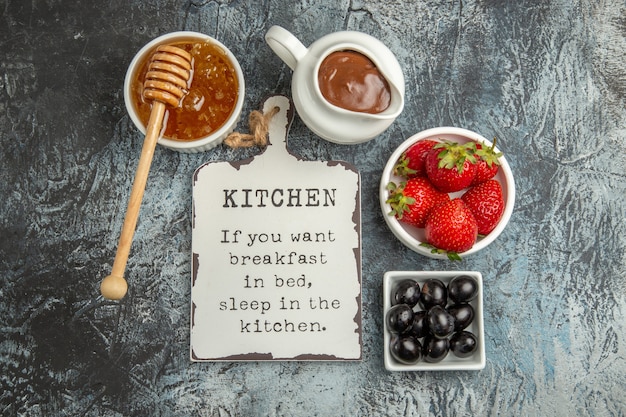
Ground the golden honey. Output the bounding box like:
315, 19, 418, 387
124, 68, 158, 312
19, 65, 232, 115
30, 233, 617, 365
130, 39, 239, 141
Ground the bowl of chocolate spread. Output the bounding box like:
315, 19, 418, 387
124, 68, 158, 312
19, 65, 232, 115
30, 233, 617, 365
265, 25, 404, 144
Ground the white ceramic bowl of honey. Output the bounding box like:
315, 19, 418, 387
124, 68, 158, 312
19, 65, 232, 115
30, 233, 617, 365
124, 31, 245, 153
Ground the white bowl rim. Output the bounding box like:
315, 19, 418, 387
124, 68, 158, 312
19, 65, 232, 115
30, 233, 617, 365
379, 126, 515, 259
123, 31, 246, 152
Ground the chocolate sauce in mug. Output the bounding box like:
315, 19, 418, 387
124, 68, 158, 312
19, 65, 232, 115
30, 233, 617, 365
317, 50, 391, 114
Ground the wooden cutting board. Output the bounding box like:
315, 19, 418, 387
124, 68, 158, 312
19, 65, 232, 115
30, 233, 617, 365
191, 95, 362, 361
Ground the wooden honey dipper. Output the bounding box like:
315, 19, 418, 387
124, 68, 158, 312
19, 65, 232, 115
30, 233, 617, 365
100, 45, 192, 300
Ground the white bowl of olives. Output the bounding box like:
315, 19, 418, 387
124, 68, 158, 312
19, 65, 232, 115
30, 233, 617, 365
383, 270, 485, 371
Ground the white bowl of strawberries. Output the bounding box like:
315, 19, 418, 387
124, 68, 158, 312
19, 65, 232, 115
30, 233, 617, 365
380, 127, 515, 260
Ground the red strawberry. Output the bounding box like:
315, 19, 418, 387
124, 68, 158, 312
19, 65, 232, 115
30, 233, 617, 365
386, 178, 450, 228
461, 179, 505, 235
393, 139, 438, 178
471, 138, 503, 185
425, 141, 477, 193
424, 199, 478, 258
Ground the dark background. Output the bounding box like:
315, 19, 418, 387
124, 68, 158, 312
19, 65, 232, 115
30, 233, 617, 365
1, 1, 625, 416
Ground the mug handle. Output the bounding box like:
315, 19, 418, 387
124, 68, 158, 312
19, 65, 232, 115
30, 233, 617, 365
265, 25, 308, 71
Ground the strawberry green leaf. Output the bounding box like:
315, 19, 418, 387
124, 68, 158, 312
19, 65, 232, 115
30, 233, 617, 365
393, 155, 417, 177
386, 181, 399, 192
434, 140, 477, 173
419, 243, 463, 261
385, 181, 415, 219
475, 137, 503, 168
446, 252, 463, 261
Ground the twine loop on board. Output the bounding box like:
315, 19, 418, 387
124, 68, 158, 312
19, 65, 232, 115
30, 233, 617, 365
224, 106, 280, 148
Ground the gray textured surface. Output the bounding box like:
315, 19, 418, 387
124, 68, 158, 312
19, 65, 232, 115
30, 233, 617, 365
1, 0, 625, 416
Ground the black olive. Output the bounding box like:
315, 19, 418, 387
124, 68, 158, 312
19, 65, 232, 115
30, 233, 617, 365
406, 310, 428, 338
392, 279, 421, 307
448, 275, 478, 303
427, 305, 455, 339
420, 278, 447, 309
449, 331, 478, 358
447, 303, 475, 331
422, 335, 449, 363
390, 335, 422, 364
386, 304, 414, 334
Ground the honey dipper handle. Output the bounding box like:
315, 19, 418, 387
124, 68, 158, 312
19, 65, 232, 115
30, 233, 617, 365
100, 101, 166, 300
